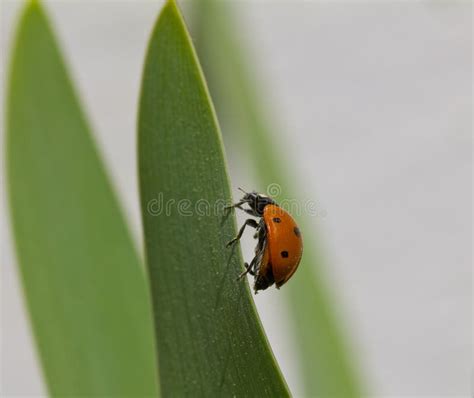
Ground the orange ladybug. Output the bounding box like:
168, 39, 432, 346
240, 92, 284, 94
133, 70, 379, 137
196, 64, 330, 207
227, 188, 303, 293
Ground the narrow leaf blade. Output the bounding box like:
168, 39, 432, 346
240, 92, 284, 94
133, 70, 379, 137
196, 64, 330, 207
138, 1, 289, 396
190, 2, 364, 396
6, 2, 159, 395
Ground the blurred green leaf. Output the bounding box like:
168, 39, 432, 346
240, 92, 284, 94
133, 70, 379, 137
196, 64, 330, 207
138, 1, 289, 396
190, 2, 363, 396
6, 2, 159, 395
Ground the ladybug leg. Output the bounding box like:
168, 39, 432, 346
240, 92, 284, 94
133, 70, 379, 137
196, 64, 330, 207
224, 200, 258, 217
226, 219, 258, 247
232, 206, 258, 217
224, 200, 246, 210
237, 262, 256, 280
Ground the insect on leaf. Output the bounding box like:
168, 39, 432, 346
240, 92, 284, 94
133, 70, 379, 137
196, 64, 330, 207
190, 1, 364, 396
138, 0, 290, 396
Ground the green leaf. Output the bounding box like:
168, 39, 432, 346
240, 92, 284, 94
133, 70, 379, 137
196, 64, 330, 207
6, 2, 159, 396
190, 2, 364, 397
138, 1, 289, 396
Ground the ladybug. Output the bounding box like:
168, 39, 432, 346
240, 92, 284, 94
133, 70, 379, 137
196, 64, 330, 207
227, 188, 303, 292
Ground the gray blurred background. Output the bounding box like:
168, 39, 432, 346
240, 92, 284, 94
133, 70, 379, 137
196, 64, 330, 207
1, 1, 471, 396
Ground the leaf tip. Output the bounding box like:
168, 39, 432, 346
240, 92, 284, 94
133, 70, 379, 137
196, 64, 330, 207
13, 0, 49, 43
161, 0, 185, 22
21, 0, 43, 20
165, 0, 178, 8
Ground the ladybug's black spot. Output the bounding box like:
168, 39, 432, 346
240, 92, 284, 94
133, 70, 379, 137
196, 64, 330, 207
294, 227, 301, 237
273, 217, 281, 223
281, 250, 289, 258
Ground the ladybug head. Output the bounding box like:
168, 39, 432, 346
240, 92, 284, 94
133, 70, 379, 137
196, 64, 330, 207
238, 188, 275, 216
